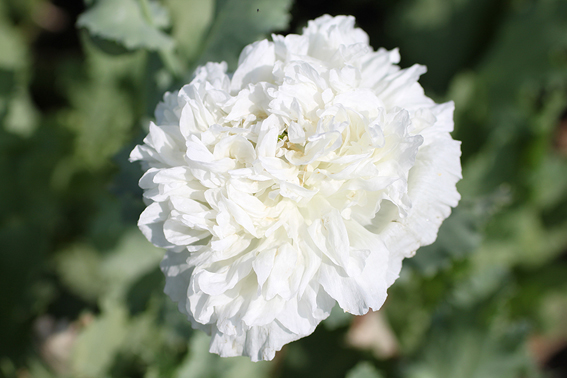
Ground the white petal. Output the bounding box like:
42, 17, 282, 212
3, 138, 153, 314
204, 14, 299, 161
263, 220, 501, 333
132, 14, 461, 362
231, 39, 275, 93
138, 201, 172, 248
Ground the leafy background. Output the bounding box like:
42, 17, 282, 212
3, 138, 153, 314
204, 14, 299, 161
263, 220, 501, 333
1, 0, 566, 377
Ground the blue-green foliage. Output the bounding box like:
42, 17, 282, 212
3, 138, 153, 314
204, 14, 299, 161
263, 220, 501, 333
0, 0, 566, 377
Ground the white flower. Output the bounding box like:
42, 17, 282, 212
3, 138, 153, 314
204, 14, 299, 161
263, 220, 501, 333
130, 15, 461, 361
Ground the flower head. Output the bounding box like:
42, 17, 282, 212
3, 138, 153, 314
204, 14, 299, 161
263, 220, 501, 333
130, 15, 461, 361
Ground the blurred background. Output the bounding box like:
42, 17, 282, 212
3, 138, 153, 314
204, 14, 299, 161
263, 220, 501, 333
1, 0, 567, 377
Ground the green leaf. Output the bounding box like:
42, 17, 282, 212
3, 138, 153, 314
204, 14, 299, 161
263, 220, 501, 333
0, 68, 16, 120
196, 0, 293, 71
324, 304, 353, 330
101, 228, 163, 299
408, 191, 508, 276
476, 1, 567, 110
474, 206, 567, 268
126, 267, 164, 315
538, 290, 567, 337
3, 86, 39, 137
118, 303, 163, 356
451, 0, 567, 165
508, 260, 567, 327
64, 81, 135, 168
449, 266, 509, 308
408, 206, 481, 275
56, 229, 162, 303
174, 332, 271, 378
346, 361, 384, 378
0, 21, 26, 70
71, 302, 129, 377
62, 33, 147, 168
0, 11, 37, 137
145, 0, 170, 29
162, 0, 214, 64
25, 359, 57, 378
77, 0, 174, 51
0, 218, 51, 360
55, 244, 103, 302
407, 307, 536, 378
388, 0, 502, 93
